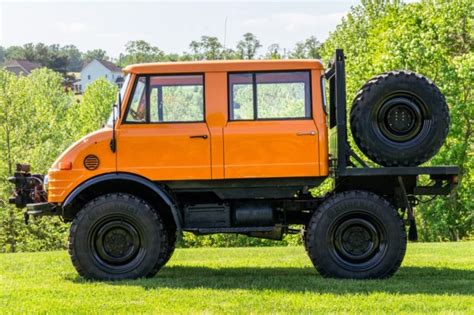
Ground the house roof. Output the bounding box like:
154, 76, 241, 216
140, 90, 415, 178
4, 59, 41, 73
97, 60, 122, 73
123, 59, 324, 75
82, 59, 122, 73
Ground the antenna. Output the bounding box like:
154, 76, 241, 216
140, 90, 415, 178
223, 17, 228, 59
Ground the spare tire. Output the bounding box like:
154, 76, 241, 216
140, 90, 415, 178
350, 71, 449, 166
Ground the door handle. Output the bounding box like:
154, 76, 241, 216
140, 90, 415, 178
190, 135, 208, 139
297, 131, 316, 136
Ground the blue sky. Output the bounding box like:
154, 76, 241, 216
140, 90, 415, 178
1, 1, 374, 58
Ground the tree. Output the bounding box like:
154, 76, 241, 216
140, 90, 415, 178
5, 46, 25, 60
265, 44, 282, 59
0, 68, 74, 252
117, 40, 164, 66
290, 36, 321, 59
188, 36, 223, 60
236, 33, 262, 59
71, 78, 117, 138
83, 49, 109, 64
60, 45, 82, 72
321, 0, 473, 241
0, 46, 5, 64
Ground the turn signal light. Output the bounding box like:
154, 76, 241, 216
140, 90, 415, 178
59, 162, 72, 170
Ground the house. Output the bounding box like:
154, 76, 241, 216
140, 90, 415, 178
75, 59, 123, 94
3, 60, 41, 75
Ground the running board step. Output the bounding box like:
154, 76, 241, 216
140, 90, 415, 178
184, 226, 275, 234
184, 225, 285, 240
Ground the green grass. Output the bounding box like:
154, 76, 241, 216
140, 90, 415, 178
1, 242, 473, 314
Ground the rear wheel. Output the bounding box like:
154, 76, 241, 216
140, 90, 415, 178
68, 193, 169, 280
305, 191, 406, 279
350, 71, 449, 166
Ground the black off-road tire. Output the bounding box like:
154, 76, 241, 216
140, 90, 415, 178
162, 226, 177, 265
305, 191, 406, 279
68, 193, 169, 280
350, 71, 449, 166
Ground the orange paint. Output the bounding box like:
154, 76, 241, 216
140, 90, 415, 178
48, 59, 328, 203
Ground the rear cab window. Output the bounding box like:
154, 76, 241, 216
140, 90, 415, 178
229, 71, 311, 120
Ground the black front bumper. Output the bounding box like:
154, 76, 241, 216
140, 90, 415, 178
26, 202, 59, 216
23, 202, 59, 224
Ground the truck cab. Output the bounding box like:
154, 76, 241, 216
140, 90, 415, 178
47, 59, 328, 204
9, 50, 458, 281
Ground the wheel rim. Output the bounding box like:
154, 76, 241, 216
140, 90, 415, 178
89, 215, 146, 273
329, 212, 387, 271
372, 92, 431, 144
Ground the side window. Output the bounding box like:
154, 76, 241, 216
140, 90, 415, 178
229, 71, 311, 120
125, 74, 204, 123
150, 75, 204, 122
229, 73, 254, 120
125, 77, 146, 122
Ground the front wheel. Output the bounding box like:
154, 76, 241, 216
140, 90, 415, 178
305, 191, 406, 279
68, 193, 169, 280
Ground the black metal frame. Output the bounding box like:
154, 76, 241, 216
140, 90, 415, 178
325, 49, 458, 185
324, 49, 458, 238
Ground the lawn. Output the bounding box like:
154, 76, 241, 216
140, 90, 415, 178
0, 242, 473, 314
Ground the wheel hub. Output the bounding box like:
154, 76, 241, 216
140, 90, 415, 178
386, 105, 415, 133
94, 220, 141, 265
376, 96, 425, 142
332, 216, 385, 265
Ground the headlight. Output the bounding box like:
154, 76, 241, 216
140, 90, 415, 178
43, 175, 49, 192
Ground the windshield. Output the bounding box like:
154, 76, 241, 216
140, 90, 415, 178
106, 74, 130, 127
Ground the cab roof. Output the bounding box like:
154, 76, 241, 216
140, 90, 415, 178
123, 59, 324, 74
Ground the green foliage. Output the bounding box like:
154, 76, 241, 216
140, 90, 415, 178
0, 69, 116, 253
3, 43, 83, 73
117, 40, 165, 66
0, 68, 74, 252
189, 36, 224, 60
70, 78, 117, 137
237, 32, 262, 59
290, 36, 322, 59
321, 0, 473, 241
82, 49, 110, 64
180, 232, 302, 248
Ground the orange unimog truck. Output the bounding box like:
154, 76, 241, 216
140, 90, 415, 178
9, 50, 458, 280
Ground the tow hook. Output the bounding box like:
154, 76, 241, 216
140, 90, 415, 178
8, 163, 47, 208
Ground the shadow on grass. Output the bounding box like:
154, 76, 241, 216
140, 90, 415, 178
69, 265, 474, 295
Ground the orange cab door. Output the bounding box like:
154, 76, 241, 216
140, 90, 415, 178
117, 74, 211, 180
224, 120, 319, 178
223, 71, 320, 178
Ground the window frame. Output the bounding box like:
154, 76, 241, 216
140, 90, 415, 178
227, 70, 313, 122
122, 72, 206, 125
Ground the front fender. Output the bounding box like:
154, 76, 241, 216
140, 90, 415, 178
62, 173, 182, 232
